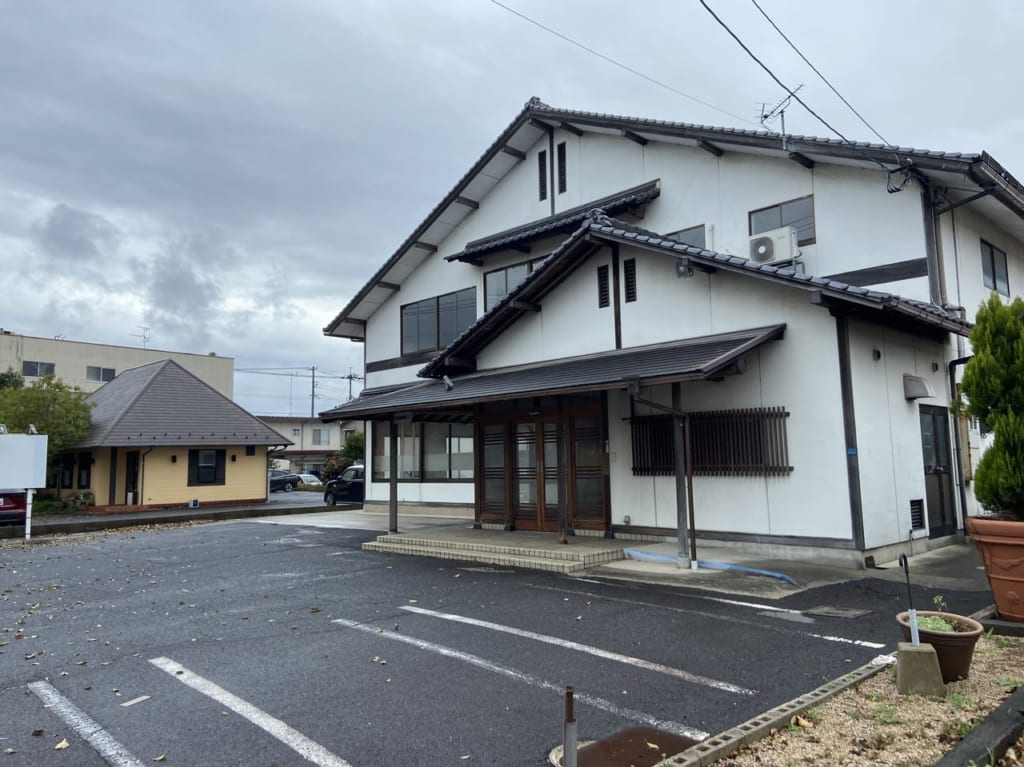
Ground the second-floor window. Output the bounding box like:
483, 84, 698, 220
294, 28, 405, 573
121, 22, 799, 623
484, 259, 545, 311
981, 240, 1009, 296
667, 224, 706, 249
86, 366, 116, 383
401, 287, 476, 355
292, 428, 301, 437
749, 195, 815, 246
312, 428, 329, 446
22, 360, 55, 378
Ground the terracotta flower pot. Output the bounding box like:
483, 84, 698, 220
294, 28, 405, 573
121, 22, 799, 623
896, 610, 983, 684
966, 516, 1024, 623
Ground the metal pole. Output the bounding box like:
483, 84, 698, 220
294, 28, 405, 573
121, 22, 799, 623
672, 384, 691, 567
24, 488, 33, 542
563, 686, 577, 767
899, 553, 920, 646
389, 419, 398, 533
310, 366, 316, 418
684, 415, 698, 566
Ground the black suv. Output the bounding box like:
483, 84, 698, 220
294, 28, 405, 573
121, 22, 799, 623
323, 465, 364, 505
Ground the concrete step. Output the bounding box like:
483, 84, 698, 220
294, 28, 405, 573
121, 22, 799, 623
365, 534, 625, 568
362, 539, 589, 573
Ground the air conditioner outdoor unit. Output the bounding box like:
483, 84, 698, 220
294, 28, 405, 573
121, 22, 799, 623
748, 226, 798, 265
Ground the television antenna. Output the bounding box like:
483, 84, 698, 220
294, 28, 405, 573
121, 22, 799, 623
759, 84, 804, 150
132, 326, 152, 348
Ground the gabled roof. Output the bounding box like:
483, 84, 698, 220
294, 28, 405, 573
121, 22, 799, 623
420, 212, 971, 379
323, 97, 1024, 341
80, 359, 290, 448
320, 325, 784, 421
446, 179, 661, 264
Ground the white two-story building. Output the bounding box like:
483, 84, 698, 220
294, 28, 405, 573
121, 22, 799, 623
320, 98, 1024, 567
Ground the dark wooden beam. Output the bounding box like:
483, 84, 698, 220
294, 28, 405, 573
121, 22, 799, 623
411, 241, 437, 252
697, 139, 723, 157
455, 196, 479, 210
501, 145, 526, 160
560, 122, 584, 137
376, 281, 400, 292
529, 118, 553, 131
443, 356, 476, 370
511, 299, 541, 312
623, 130, 648, 146
789, 152, 815, 169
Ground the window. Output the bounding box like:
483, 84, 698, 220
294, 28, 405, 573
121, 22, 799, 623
556, 141, 567, 194
373, 421, 473, 481
667, 224, 706, 249
245, 445, 256, 457
749, 195, 815, 246
401, 287, 476, 355
77, 452, 92, 489
484, 259, 545, 311
312, 428, 329, 446
59, 455, 74, 489
22, 360, 55, 378
623, 259, 637, 303
343, 429, 356, 442
291, 428, 301, 437
597, 265, 610, 308
630, 407, 792, 477
86, 366, 116, 383
538, 150, 548, 201
188, 449, 226, 486
981, 240, 1009, 296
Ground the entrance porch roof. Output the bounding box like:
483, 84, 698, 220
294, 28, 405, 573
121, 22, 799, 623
320, 324, 784, 421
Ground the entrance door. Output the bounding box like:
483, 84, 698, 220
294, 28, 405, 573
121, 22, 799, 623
512, 420, 561, 531
125, 450, 140, 506
919, 405, 956, 538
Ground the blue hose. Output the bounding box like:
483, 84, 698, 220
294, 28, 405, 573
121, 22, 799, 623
622, 548, 799, 586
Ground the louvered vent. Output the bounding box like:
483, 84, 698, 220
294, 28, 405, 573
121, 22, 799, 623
910, 499, 925, 530
624, 258, 637, 303
597, 265, 610, 308
537, 150, 548, 201
557, 141, 567, 194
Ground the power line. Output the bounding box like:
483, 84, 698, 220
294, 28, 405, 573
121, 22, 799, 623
488, 0, 761, 128
748, 0, 894, 151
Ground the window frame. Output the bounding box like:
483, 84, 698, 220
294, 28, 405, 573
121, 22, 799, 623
22, 360, 56, 378
312, 428, 328, 446
981, 239, 1009, 296
749, 195, 816, 246
77, 452, 92, 489
400, 287, 476, 355
483, 258, 545, 311
372, 421, 474, 483
86, 365, 116, 383
667, 224, 707, 250
187, 448, 226, 486
537, 149, 548, 201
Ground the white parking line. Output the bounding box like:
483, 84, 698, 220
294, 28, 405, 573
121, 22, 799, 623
28, 681, 146, 767
149, 657, 352, 767
527, 584, 885, 649
332, 618, 709, 741
400, 605, 755, 696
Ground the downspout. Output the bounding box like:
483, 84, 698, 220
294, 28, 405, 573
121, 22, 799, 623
919, 179, 948, 307
138, 447, 153, 507
948, 354, 972, 529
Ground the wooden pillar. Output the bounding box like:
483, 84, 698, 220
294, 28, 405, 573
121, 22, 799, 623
672, 383, 691, 566
389, 419, 398, 533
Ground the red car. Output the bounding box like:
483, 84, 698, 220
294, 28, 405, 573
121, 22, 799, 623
0, 490, 27, 526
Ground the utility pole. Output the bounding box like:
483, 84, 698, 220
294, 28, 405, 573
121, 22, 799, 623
310, 366, 316, 417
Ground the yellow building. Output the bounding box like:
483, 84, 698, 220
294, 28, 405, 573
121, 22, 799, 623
65, 360, 290, 509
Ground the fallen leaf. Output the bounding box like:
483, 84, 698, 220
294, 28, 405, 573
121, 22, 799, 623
792, 715, 813, 729
575, 616, 582, 621
31, 730, 44, 737
55, 739, 69, 750
153, 755, 166, 762
646, 741, 660, 750
309, 608, 321, 614
460, 756, 470, 760
4, 748, 14, 754
408, 599, 418, 604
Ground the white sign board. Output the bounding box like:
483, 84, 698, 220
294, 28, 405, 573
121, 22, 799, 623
0, 434, 49, 488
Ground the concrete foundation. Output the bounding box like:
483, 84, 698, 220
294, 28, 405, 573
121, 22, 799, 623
896, 641, 945, 698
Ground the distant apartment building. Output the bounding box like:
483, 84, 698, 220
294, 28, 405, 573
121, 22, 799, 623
260, 416, 363, 475
0, 331, 234, 397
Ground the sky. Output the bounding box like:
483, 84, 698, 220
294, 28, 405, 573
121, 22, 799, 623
2, 0, 1022, 416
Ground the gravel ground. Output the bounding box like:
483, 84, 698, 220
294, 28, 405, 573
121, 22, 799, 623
712, 634, 1024, 766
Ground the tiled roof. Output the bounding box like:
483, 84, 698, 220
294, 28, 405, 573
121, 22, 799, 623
81, 360, 290, 447
321, 325, 784, 420
447, 180, 661, 263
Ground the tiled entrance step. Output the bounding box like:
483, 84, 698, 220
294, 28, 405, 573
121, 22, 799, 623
362, 534, 626, 573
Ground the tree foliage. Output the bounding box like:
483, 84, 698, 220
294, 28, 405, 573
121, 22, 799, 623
0, 367, 24, 389
961, 293, 1024, 519
320, 453, 354, 482
0, 375, 93, 478
340, 430, 364, 463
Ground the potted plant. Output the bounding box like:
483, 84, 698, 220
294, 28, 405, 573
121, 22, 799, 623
959, 293, 1024, 623
895, 596, 984, 683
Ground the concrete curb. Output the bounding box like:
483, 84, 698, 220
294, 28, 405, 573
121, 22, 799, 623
0, 503, 355, 540
654, 658, 890, 766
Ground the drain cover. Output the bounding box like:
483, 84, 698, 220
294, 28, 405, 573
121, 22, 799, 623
804, 605, 872, 619
574, 726, 698, 766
